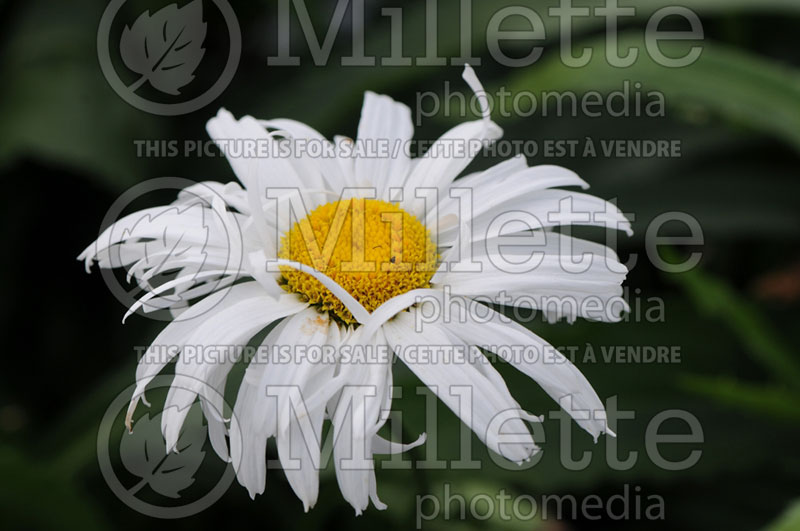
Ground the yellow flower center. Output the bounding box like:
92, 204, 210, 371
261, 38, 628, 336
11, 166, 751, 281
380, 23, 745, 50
278, 198, 438, 324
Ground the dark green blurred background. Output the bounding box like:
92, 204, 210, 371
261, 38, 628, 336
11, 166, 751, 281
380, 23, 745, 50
1, 0, 799, 529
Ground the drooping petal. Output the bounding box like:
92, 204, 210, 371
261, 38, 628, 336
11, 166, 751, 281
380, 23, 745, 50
230, 310, 341, 503
371, 432, 427, 455
229, 321, 288, 498
268, 309, 339, 511
125, 282, 267, 430
439, 298, 614, 440
79, 203, 221, 271
79, 194, 249, 315
328, 328, 393, 514
383, 310, 539, 463
161, 293, 308, 452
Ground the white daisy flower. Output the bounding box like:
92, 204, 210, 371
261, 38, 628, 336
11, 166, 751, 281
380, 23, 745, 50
80, 66, 631, 514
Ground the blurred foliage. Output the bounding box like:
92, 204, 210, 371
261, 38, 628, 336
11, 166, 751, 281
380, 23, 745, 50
1, 0, 799, 530
504, 34, 800, 152
669, 253, 800, 424
766, 501, 800, 531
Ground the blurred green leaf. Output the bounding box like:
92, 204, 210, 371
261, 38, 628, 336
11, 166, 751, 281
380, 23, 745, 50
505, 33, 800, 152
765, 499, 800, 531
680, 375, 800, 421
666, 253, 800, 386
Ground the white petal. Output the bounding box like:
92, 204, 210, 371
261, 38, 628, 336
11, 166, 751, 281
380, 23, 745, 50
328, 328, 393, 514
399, 120, 501, 218
440, 299, 614, 440
354, 91, 413, 199
461, 64, 491, 120
125, 282, 266, 430
207, 109, 292, 190
175, 180, 250, 215
360, 288, 443, 342
435, 232, 629, 323
440, 189, 632, 248
371, 432, 427, 455
207, 109, 329, 237
260, 118, 348, 193
399, 66, 503, 218
383, 311, 538, 463
123, 269, 239, 323
161, 293, 308, 452
245, 250, 285, 298
199, 373, 231, 461
78, 203, 221, 271
268, 310, 338, 510
273, 259, 370, 324
207, 109, 252, 187
229, 321, 289, 497
436, 164, 589, 236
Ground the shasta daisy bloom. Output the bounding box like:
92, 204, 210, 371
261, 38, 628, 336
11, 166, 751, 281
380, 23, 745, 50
80, 66, 631, 513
